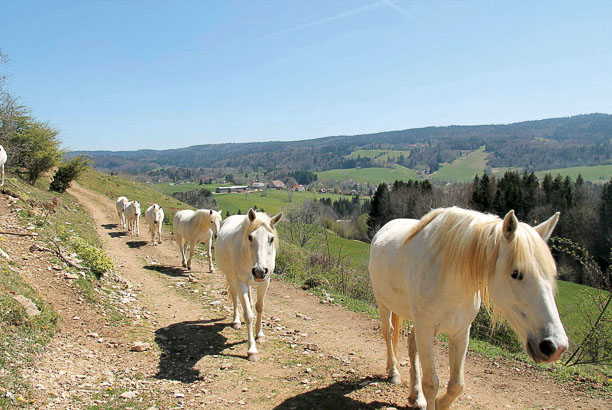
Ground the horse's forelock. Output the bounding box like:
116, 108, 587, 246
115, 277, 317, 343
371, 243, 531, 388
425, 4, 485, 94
244, 214, 278, 247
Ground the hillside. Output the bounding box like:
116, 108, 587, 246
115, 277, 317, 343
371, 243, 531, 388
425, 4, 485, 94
74, 114, 612, 174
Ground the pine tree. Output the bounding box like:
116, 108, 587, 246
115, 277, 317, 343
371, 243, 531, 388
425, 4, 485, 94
367, 183, 391, 240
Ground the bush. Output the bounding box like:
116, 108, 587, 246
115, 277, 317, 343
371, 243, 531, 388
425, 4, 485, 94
50, 155, 91, 193
69, 236, 114, 276
10, 120, 64, 184
471, 307, 523, 353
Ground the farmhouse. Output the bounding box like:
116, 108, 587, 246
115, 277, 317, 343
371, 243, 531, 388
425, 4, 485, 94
291, 184, 305, 192
252, 182, 266, 189
269, 180, 286, 189
215, 185, 249, 193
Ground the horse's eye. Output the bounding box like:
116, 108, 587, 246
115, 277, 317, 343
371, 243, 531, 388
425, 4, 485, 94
511, 270, 524, 281
269, 237, 274, 245
248, 235, 253, 242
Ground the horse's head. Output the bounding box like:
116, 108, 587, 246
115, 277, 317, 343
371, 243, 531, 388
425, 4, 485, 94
133, 201, 141, 216
489, 210, 568, 364
153, 204, 162, 224
246, 208, 282, 282
210, 209, 222, 239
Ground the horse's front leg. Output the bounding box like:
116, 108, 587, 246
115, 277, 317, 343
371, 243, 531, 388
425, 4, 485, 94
414, 321, 438, 410
254, 280, 269, 343
1, 164, 4, 186
228, 281, 241, 329
378, 304, 401, 384
435, 326, 470, 410
206, 238, 215, 273
157, 223, 163, 244
136, 216, 140, 236
408, 328, 426, 408
237, 282, 258, 361
187, 240, 196, 270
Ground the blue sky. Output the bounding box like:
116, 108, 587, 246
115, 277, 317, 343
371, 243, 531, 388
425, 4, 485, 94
1, 0, 611, 151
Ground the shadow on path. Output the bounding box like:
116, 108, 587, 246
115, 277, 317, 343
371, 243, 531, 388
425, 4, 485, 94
155, 319, 244, 383
102, 223, 118, 229
143, 264, 187, 277
274, 376, 404, 410
126, 240, 148, 249
108, 232, 127, 238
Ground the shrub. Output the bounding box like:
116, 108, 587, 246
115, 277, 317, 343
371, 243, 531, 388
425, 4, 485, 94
50, 155, 91, 193
69, 236, 114, 276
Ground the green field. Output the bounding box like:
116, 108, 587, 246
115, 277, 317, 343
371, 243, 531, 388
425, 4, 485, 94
534, 164, 612, 183
431, 146, 488, 182
346, 149, 412, 162
316, 164, 419, 185
155, 182, 361, 215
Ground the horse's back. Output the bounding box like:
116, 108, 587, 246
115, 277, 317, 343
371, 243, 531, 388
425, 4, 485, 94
216, 215, 246, 273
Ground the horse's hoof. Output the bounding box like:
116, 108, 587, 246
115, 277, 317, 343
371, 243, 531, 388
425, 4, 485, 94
248, 353, 259, 362
409, 394, 427, 409
209, 268, 215, 273
389, 375, 401, 385
256, 335, 266, 343
232, 322, 241, 330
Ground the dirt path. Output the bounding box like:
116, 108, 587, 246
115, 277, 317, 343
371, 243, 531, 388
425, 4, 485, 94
15, 183, 609, 409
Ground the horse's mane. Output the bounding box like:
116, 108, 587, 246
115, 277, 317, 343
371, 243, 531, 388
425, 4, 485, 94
402, 207, 557, 309
193, 209, 215, 229
242, 212, 279, 248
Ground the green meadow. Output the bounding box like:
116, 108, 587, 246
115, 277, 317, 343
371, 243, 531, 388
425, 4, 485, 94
346, 149, 412, 162
534, 164, 612, 183
316, 164, 419, 185
431, 146, 488, 182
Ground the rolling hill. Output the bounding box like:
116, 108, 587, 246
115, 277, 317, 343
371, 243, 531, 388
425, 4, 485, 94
74, 114, 612, 175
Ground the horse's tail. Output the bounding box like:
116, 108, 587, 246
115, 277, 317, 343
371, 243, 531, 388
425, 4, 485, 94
391, 312, 401, 359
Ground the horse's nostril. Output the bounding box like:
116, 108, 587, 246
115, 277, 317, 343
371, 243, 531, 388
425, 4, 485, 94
264, 268, 268, 274
539, 339, 556, 357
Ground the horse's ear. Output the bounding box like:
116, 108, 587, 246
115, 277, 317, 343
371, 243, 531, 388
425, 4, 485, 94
270, 212, 283, 225
502, 210, 518, 241
218, 209, 223, 216
209, 209, 213, 216
248, 208, 257, 222
534, 212, 560, 242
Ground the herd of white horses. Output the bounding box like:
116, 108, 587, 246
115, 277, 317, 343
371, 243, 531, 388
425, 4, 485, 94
115, 195, 568, 409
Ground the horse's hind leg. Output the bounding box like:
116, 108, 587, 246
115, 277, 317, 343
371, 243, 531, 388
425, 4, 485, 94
187, 240, 196, 270
379, 304, 401, 384
254, 281, 269, 343
435, 326, 469, 410
408, 328, 426, 408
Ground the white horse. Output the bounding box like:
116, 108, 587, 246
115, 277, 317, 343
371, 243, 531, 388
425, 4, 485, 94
125, 200, 141, 236
173, 209, 222, 272
369, 207, 568, 409
0, 145, 7, 186
115, 196, 129, 228
216, 208, 282, 361
144, 204, 164, 246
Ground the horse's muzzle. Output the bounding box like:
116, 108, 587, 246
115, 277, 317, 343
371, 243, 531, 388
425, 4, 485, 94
527, 338, 567, 363
252, 267, 268, 282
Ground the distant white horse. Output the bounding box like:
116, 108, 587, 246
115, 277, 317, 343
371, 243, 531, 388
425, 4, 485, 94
369, 207, 568, 409
216, 208, 282, 361
173, 209, 222, 272
145, 204, 164, 246
0, 145, 7, 186
125, 200, 141, 236
115, 196, 129, 228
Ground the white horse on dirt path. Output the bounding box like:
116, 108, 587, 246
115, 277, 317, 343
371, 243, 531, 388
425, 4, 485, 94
125, 200, 141, 236
173, 209, 222, 272
215, 208, 282, 361
0, 145, 7, 186
369, 207, 568, 410
115, 196, 129, 228
145, 204, 164, 246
